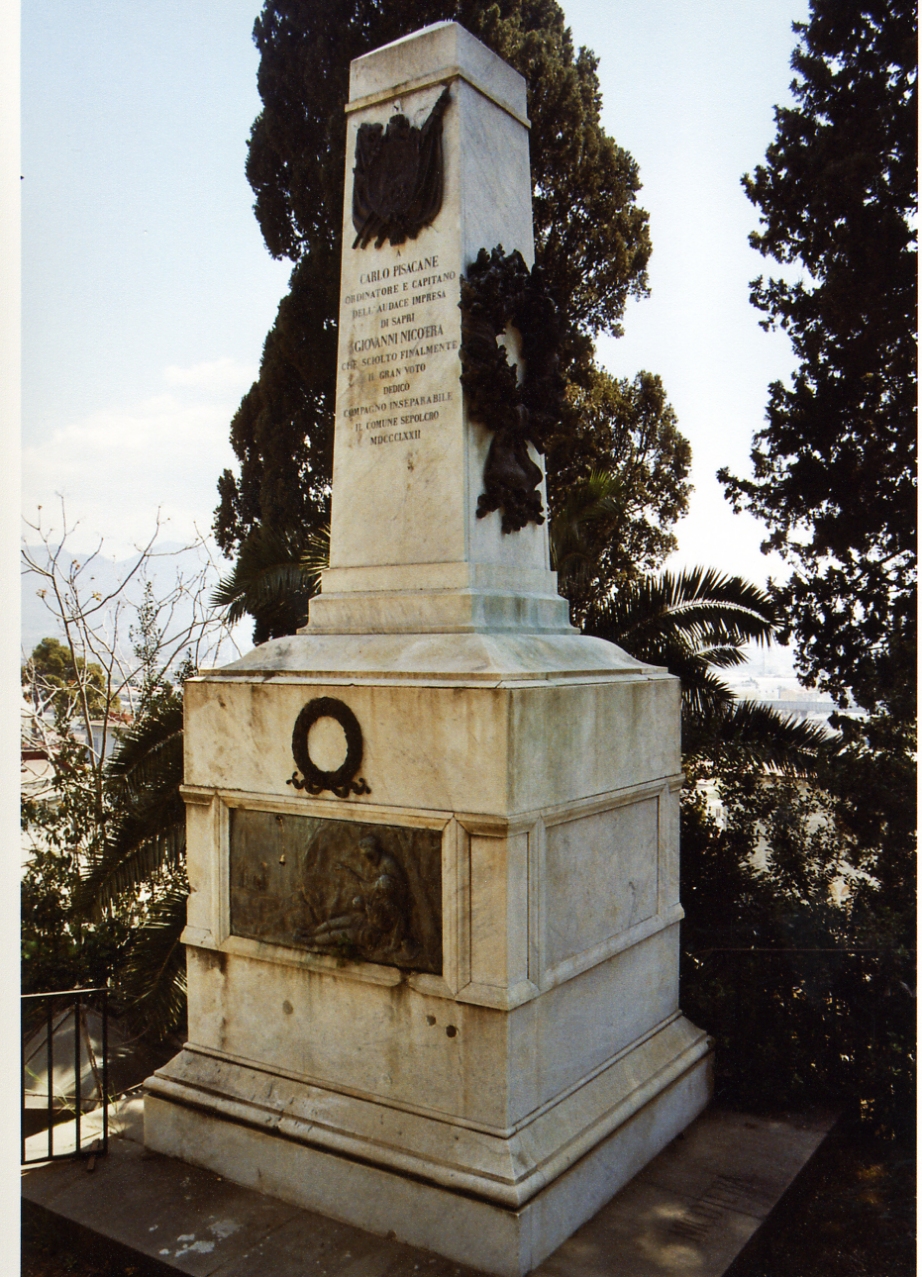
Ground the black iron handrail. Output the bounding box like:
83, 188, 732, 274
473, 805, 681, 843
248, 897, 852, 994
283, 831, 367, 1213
21, 986, 109, 1165
686, 946, 911, 955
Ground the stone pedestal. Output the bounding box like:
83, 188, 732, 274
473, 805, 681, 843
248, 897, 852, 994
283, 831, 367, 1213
144, 24, 711, 1277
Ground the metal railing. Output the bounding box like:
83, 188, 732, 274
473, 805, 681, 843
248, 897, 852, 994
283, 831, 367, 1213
681, 945, 914, 1125
21, 987, 109, 1165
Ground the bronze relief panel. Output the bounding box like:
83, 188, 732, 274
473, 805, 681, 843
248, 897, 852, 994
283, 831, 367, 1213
229, 808, 442, 975
352, 87, 451, 250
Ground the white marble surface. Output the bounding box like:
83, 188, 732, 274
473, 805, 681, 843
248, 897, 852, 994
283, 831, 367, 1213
174, 923, 685, 1129
144, 1041, 711, 1277
318, 562, 563, 595
215, 631, 645, 678
349, 21, 529, 124
182, 670, 679, 816
175, 645, 691, 1267
146, 1015, 708, 1202
306, 585, 574, 634
329, 96, 466, 577
544, 799, 659, 969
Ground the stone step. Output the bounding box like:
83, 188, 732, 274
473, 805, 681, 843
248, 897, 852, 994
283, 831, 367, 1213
21, 1100, 835, 1277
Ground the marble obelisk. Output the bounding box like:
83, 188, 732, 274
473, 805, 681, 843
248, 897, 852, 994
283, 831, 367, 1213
144, 24, 711, 1277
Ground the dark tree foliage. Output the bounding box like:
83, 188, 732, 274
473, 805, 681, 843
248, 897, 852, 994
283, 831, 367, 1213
210, 522, 328, 644
585, 566, 832, 775
680, 771, 914, 1137
548, 369, 691, 620
588, 566, 916, 1131
711, 0, 916, 1135
719, 0, 917, 720
21, 745, 131, 999
215, 0, 687, 634
22, 644, 190, 1036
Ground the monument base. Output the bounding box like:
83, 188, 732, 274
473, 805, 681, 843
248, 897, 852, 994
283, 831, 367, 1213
305, 562, 576, 635
153, 627, 708, 1275
144, 1018, 711, 1277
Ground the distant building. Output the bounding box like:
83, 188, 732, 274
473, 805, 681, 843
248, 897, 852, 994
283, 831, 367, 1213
724, 674, 862, 729
20, 696, 131, 869
71, 715, 130, 762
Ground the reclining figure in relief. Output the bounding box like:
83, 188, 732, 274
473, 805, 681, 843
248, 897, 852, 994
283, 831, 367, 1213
297, 834, 418, 967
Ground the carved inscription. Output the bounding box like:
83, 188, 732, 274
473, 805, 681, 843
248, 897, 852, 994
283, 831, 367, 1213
338, 84, 464, 472
230, 809, 442, 975
339, 252, 460, 451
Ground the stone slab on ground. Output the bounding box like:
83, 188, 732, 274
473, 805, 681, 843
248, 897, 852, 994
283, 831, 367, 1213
22, 1101, 835, 1277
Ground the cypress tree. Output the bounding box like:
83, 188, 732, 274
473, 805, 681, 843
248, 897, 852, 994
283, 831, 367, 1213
720, 0, 917, 722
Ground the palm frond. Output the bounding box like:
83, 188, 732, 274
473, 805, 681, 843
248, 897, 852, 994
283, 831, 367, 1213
78, 810, 186, 915
580, 565, 833, 774
106, 699, 183, 782
211, 523, 329, 618
299, 524, 332, 576
107, 731, 183, 802
684, 700, 835, 774
677, 666, 740, 722
82, 687, 187, 915
694, 645, 753, 670
550, 468, 626, 574
211, 522, 330, 641
213, 562, 316, 624
586, 567, 775, 656
117, 881, 188, 1038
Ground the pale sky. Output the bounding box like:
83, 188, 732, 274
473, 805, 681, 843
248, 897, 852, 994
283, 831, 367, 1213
21, 0, 808, 585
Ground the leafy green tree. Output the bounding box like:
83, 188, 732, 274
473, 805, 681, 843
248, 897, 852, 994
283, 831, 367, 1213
583, 559, 911, 1135
21, 514, 231, 1037
77, 682, 189, 1035
582, 559, 914, 1132
23, 636, 117, 722
718, 0, 917, 722
21, 729, 131, 997
548, 371, 691, 622
23, 657, 189, 1036
23, 676, 189, 1033
215, 0, 689, 634
680, 769, 914, 1137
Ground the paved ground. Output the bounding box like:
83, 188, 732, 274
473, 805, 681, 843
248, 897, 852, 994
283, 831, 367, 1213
723, 1120, 915, 1277
22, 1099, 836, 1277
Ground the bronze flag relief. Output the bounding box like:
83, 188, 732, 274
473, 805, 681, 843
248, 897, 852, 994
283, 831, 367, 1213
352, 87, 451, 249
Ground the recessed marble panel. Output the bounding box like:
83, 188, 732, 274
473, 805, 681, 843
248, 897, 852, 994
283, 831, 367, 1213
544, 799, 658, 970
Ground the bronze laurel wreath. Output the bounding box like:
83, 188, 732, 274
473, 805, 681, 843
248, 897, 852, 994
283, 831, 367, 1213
460, 246, 566, 533
288, 698, 371, 799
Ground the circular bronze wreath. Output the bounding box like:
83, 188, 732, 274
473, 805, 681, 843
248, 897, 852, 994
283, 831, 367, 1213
288, 698, 371, 798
